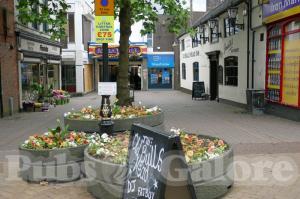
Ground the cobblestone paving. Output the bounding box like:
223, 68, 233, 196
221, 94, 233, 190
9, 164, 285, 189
0, 91, 300, 199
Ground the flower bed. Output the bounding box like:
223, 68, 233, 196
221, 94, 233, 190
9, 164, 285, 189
84, 130, 233, 199
64, 104, 164, 132
19, 121, 91, 183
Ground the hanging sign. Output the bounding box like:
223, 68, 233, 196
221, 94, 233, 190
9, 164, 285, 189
95, 0, 114, 16
123, 124, 196, 199
95, 16, 114, 43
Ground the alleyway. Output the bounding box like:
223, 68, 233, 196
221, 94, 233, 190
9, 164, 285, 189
0, 91, 300, 198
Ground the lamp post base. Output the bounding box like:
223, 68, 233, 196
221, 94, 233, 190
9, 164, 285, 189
99, 119, 114, 135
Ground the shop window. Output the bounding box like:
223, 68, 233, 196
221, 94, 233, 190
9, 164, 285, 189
181, 39, 185, 51
182, 63, 186, 80
224, 56, 238, 86
68, 13, 75, 42
193, 62, 199, 81
224, 18, 240, 37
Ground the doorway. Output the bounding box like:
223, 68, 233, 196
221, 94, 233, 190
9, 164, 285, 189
206, 51, 220, 101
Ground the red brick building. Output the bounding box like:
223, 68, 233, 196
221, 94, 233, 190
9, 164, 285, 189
0, 0, 19, 117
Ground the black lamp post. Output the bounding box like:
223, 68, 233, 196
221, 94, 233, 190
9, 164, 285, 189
99, 43, 114, 135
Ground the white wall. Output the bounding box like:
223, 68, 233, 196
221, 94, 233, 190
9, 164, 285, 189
179, 1, 265, 105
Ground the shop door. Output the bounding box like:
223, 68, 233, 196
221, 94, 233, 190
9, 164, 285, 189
148, 68, 172, 89
210, 60, 218, 100
62, 65, 76, 93
206, 51, 220, 101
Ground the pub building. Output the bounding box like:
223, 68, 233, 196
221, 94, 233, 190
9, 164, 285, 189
178, 0, 300, 120
263, 0, 300, 120
16, 24, 62, 108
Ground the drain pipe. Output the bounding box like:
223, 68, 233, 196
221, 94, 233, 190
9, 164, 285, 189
252, 30, 255, 89
246, 0, 251, 89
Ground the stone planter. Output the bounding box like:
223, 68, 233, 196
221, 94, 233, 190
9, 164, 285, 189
84, 148, 127, 199
64, 112, 164, 133
19, 144, 87, 183
84, 136, 233, 199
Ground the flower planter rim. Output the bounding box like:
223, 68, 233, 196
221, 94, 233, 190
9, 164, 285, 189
84, 147, 127, 168
64, 110, 163, 121
19, 143, 88, 152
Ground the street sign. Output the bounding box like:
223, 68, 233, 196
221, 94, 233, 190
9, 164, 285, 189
95, 16, 114, 43
95, 0, 114, 16
98, 82, 117, 96
123, 124, 196, 199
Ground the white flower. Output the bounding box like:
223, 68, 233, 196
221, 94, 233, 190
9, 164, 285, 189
88, 105, 92, 109
24, 140, 29, 144
101, 133, 108, 139
44, 132, 49, 136
138, 101, 142, 105
128, 115, 135, 118
115, 114, 122, 119
96, 148, 105, 155
170, 128, 181, 135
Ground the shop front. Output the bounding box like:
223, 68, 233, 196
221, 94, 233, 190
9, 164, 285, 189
17, 30, 61, 106
89, 43, 147, 90
147, 53, 174, 89
263, 0, 300, 120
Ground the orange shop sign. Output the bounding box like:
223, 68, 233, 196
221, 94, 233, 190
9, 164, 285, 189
95, 0, 114, 16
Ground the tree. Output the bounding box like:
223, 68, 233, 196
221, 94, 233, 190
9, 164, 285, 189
17, 0, 69, 40
115, 0, 190, 105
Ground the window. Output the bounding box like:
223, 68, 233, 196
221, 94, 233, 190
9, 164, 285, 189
224, 56, 238, 86
181, 39, 185, 51
147, 33, 153, 48
224, 18, 240, 37
182, 63, 186, 79
82, 15, 91, 50
200, 25, 208, 44
193, 62, 199, 81
68, 13, 75, 42
210, 23, 220, 43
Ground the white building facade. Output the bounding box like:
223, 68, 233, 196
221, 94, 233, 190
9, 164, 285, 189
62, 0, 94, 94
179, 0, 266, 105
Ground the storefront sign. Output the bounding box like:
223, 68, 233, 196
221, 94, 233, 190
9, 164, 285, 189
20, 38, 60, 55
98, 82, 117, 96
182, 51, 199, 59
147, 54, 174, 68
89, 45, 147, 60
95, 0, 114, 16
263, 0, 300, 23
95, 16, 114, 43
282, 38, 300, 107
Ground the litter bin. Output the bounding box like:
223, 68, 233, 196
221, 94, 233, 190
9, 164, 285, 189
246, 89, 265, 115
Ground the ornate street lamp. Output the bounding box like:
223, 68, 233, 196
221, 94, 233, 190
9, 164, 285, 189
208, 18, 222, 38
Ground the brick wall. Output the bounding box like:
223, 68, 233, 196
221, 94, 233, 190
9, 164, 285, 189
0, 0, 19, 117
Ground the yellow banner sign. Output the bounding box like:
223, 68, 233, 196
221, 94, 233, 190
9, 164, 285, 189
282, 36, 300, 107
95, 0, 114, 16
95, 16, 114, 44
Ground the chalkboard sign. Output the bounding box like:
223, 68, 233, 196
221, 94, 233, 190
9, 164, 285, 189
192, 81, 206, 100
123, 124, 196, 199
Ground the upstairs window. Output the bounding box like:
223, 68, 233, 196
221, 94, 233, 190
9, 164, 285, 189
181, 39, 185, 51
68, 13, 75, 42
224, 18, 240, 37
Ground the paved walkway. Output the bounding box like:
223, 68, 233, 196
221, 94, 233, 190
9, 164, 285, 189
0, 91, 300, 198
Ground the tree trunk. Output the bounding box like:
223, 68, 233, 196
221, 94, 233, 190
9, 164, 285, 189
117, 0, 132, 106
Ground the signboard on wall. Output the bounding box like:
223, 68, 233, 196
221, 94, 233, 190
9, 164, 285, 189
95, 16, 114, 43
263, 0, 300, 23
95, 0, 114, 16
147, 54, 174, 68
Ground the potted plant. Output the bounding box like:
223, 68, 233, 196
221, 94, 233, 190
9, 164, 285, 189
19, 120, 91, 182
84, 129, 233, 199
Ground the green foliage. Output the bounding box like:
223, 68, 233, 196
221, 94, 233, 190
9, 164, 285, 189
17, 0, 69, 40
114, 0, 191, 36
